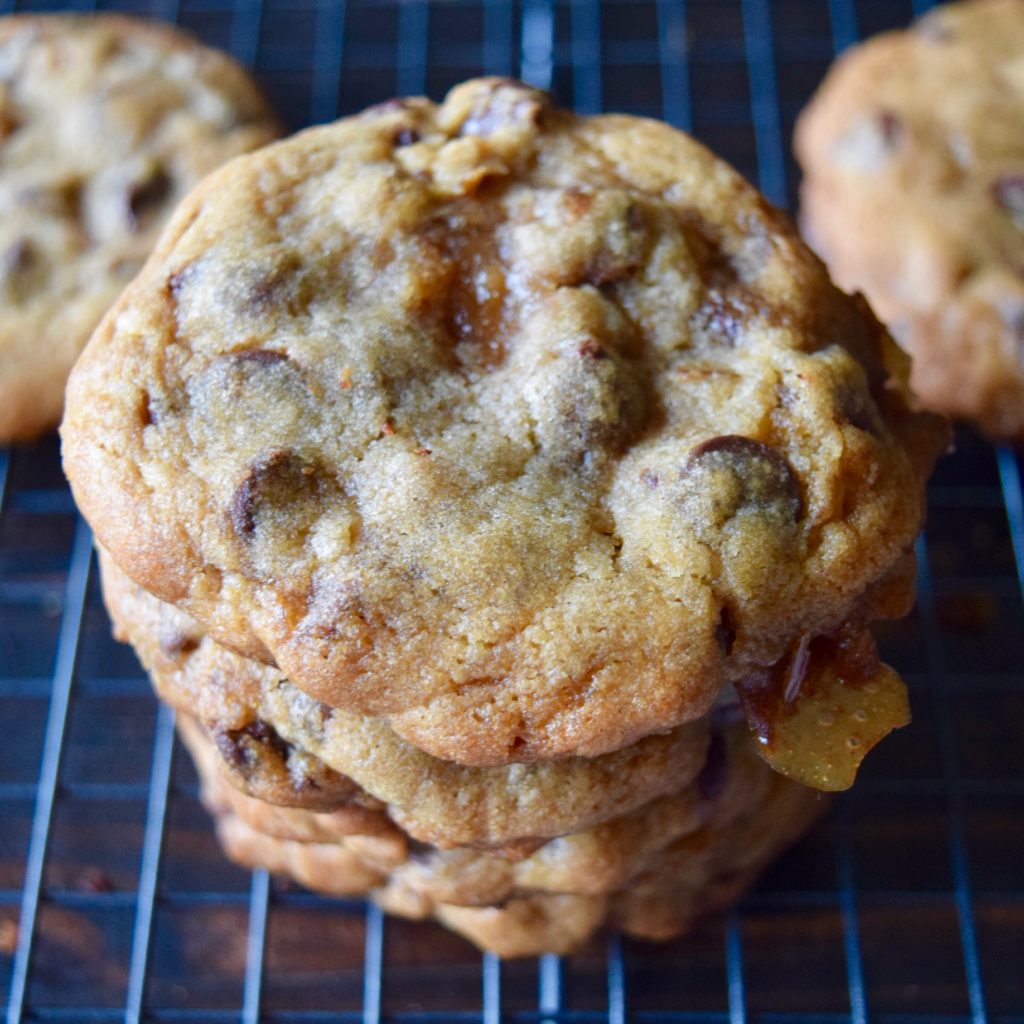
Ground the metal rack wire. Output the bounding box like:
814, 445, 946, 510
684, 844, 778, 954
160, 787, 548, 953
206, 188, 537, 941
0, 1, 1021, 1022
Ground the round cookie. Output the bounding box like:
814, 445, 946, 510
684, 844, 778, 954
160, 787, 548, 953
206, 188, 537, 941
65, 77, 946, 765
0, 13, 279, 442
795, 0, 1024, 441
101, 549, 713, 848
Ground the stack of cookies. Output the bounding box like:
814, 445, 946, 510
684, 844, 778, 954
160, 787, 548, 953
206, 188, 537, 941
63, 79, 948, 956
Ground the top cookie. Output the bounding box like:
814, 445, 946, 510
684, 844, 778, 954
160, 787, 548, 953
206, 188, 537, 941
0, 13, 279, 442
63, 78, 946, 766
795, 0, 1024, 441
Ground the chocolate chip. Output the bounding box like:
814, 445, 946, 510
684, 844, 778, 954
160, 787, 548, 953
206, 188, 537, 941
213, 728, 249, 768
229, 449, 318, 539
394, 127, 420, 147
242, 719, 291, 761
696, 732, 727, 801
685, 435, 803, 523
460, 78, 546, 137
125, 165, 171, 232
993, 176, 1024, 228
214, 718, 291, 770
835, 384, 878, 434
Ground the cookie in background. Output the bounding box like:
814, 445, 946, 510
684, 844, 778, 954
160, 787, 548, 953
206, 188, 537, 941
0, 13, 279, 443
795, 0, 1024, 443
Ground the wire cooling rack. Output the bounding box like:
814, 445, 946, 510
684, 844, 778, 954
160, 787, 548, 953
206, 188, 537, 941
1, 0, 1022, 1021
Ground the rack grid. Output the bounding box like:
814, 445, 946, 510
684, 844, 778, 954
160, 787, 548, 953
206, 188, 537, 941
0, 1, 1022, 1022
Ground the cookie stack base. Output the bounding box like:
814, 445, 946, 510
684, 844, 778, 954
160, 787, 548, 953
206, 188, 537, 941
176, 711, 826, 957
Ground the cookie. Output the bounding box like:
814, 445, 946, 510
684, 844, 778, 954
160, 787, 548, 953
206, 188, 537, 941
102, 549, 714, 847
0, 13, 279, 443
208, 737, 823, 957
795, 0, 1024, 441
184, 708, 775, 909
65, 77, 945, 767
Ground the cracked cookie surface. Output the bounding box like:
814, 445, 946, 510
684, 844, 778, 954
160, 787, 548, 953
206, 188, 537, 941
0, 13, 278, 441
65, 78, 946, 765
796, 0, 1024, 441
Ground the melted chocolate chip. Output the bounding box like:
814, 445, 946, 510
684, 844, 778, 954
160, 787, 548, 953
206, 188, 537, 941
213, 728, 249, 768
214, 718, 291, 770
230, 449, 318, 539
685, 435, 803, 523
242, 719, 291, 760
835, 384, 878, 434
126, 166, 171, 232
460, 78, 545, 137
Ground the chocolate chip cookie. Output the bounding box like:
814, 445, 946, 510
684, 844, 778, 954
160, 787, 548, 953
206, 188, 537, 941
795, 0, 1024, 441
65, 77, 946, 766
102, 549, 713, 848
0, 13, 278, 442
196, 717, 824, 957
